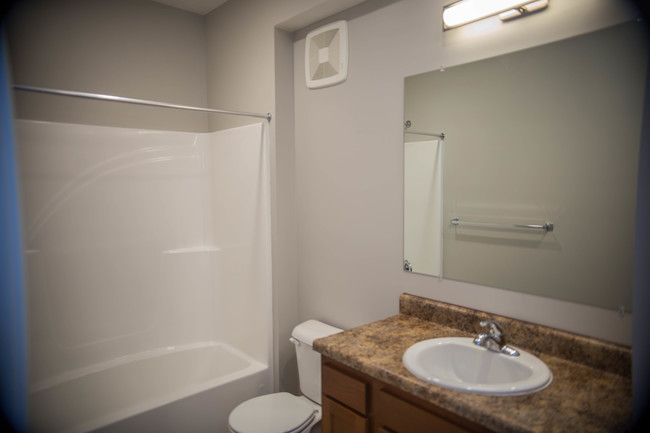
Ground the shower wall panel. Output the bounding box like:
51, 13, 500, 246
16, 120, 272, 389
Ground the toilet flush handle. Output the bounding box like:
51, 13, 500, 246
289, 337, 300, 346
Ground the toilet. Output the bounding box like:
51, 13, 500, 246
228, 320, 342, 433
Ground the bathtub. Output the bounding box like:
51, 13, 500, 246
28, 342, 271, 433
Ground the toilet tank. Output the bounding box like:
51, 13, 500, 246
291, 320, 342, 404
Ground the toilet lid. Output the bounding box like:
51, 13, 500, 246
229, 393, 316, 433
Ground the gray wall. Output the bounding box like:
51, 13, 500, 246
6, 0, 646, 400
6, 0, 209, 132
292, 0, 639, 350
633, 16, 650, 427
203, 0, 369, 393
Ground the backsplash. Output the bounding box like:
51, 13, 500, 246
399, 293, 631, 377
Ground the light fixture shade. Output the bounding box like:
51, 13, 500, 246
305, 20, 348, 89
523, 0, 549, 12
443, 0, 535, 29
499, 9, 523, 21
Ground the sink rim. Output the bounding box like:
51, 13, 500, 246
402, 337, 553, 396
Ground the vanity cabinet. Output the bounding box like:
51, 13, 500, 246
321, 357, 494, 433
321, 358, 369, 433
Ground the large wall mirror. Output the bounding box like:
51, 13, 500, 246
403, 21, 647, 312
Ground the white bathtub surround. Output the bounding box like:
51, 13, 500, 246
29, 343, 266, 433
17, 120, 273, 433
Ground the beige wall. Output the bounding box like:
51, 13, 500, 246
6, 0, 209, 132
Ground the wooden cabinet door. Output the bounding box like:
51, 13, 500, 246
322, 396, 368, 433
321, 357, 492, 433
322, 362, 368, 414
374, 389, 472, 433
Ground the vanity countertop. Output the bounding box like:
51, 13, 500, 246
313, 293, 632, 433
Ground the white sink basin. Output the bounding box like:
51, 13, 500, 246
402, 337, 552, 396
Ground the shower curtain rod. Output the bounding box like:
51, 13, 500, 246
13, 84, 272, 121
403, 120, 444, 139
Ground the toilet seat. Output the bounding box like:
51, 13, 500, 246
228, 392, 317, 433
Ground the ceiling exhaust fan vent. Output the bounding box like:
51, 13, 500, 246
305, 20, 348, 89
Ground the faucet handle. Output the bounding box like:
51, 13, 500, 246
479, 319, 504, 342
476, 319, 520, 357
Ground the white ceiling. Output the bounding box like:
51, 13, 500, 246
150, 0, 230, 15
149, 0, 371, 31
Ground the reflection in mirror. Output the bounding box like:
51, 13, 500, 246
403, 21, 647, 312
404, 134, 444, 277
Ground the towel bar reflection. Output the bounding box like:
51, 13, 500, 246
450, 218, 554, 232
404, 120, 445, 139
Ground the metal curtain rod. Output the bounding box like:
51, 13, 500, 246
13, 85, 272, 121
451, 217, 554, 232
405, 130, 446, 139
403, 120, 445, 139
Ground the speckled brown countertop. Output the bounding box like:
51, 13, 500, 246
313, 293, 632, 433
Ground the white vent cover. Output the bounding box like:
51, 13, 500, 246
305, 20, 348, 89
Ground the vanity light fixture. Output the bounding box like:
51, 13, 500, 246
443, 0, 549, 29
499, 0, 549, 22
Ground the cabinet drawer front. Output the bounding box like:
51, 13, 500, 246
376, 389, 471, 433
322, 396, 368, 433
322, 363, 368, 414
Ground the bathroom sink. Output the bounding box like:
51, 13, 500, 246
402, 337, 552, 396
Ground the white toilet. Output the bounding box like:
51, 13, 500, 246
228, 320, 342, 433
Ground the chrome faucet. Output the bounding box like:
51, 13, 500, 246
473, 319, 520, 357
